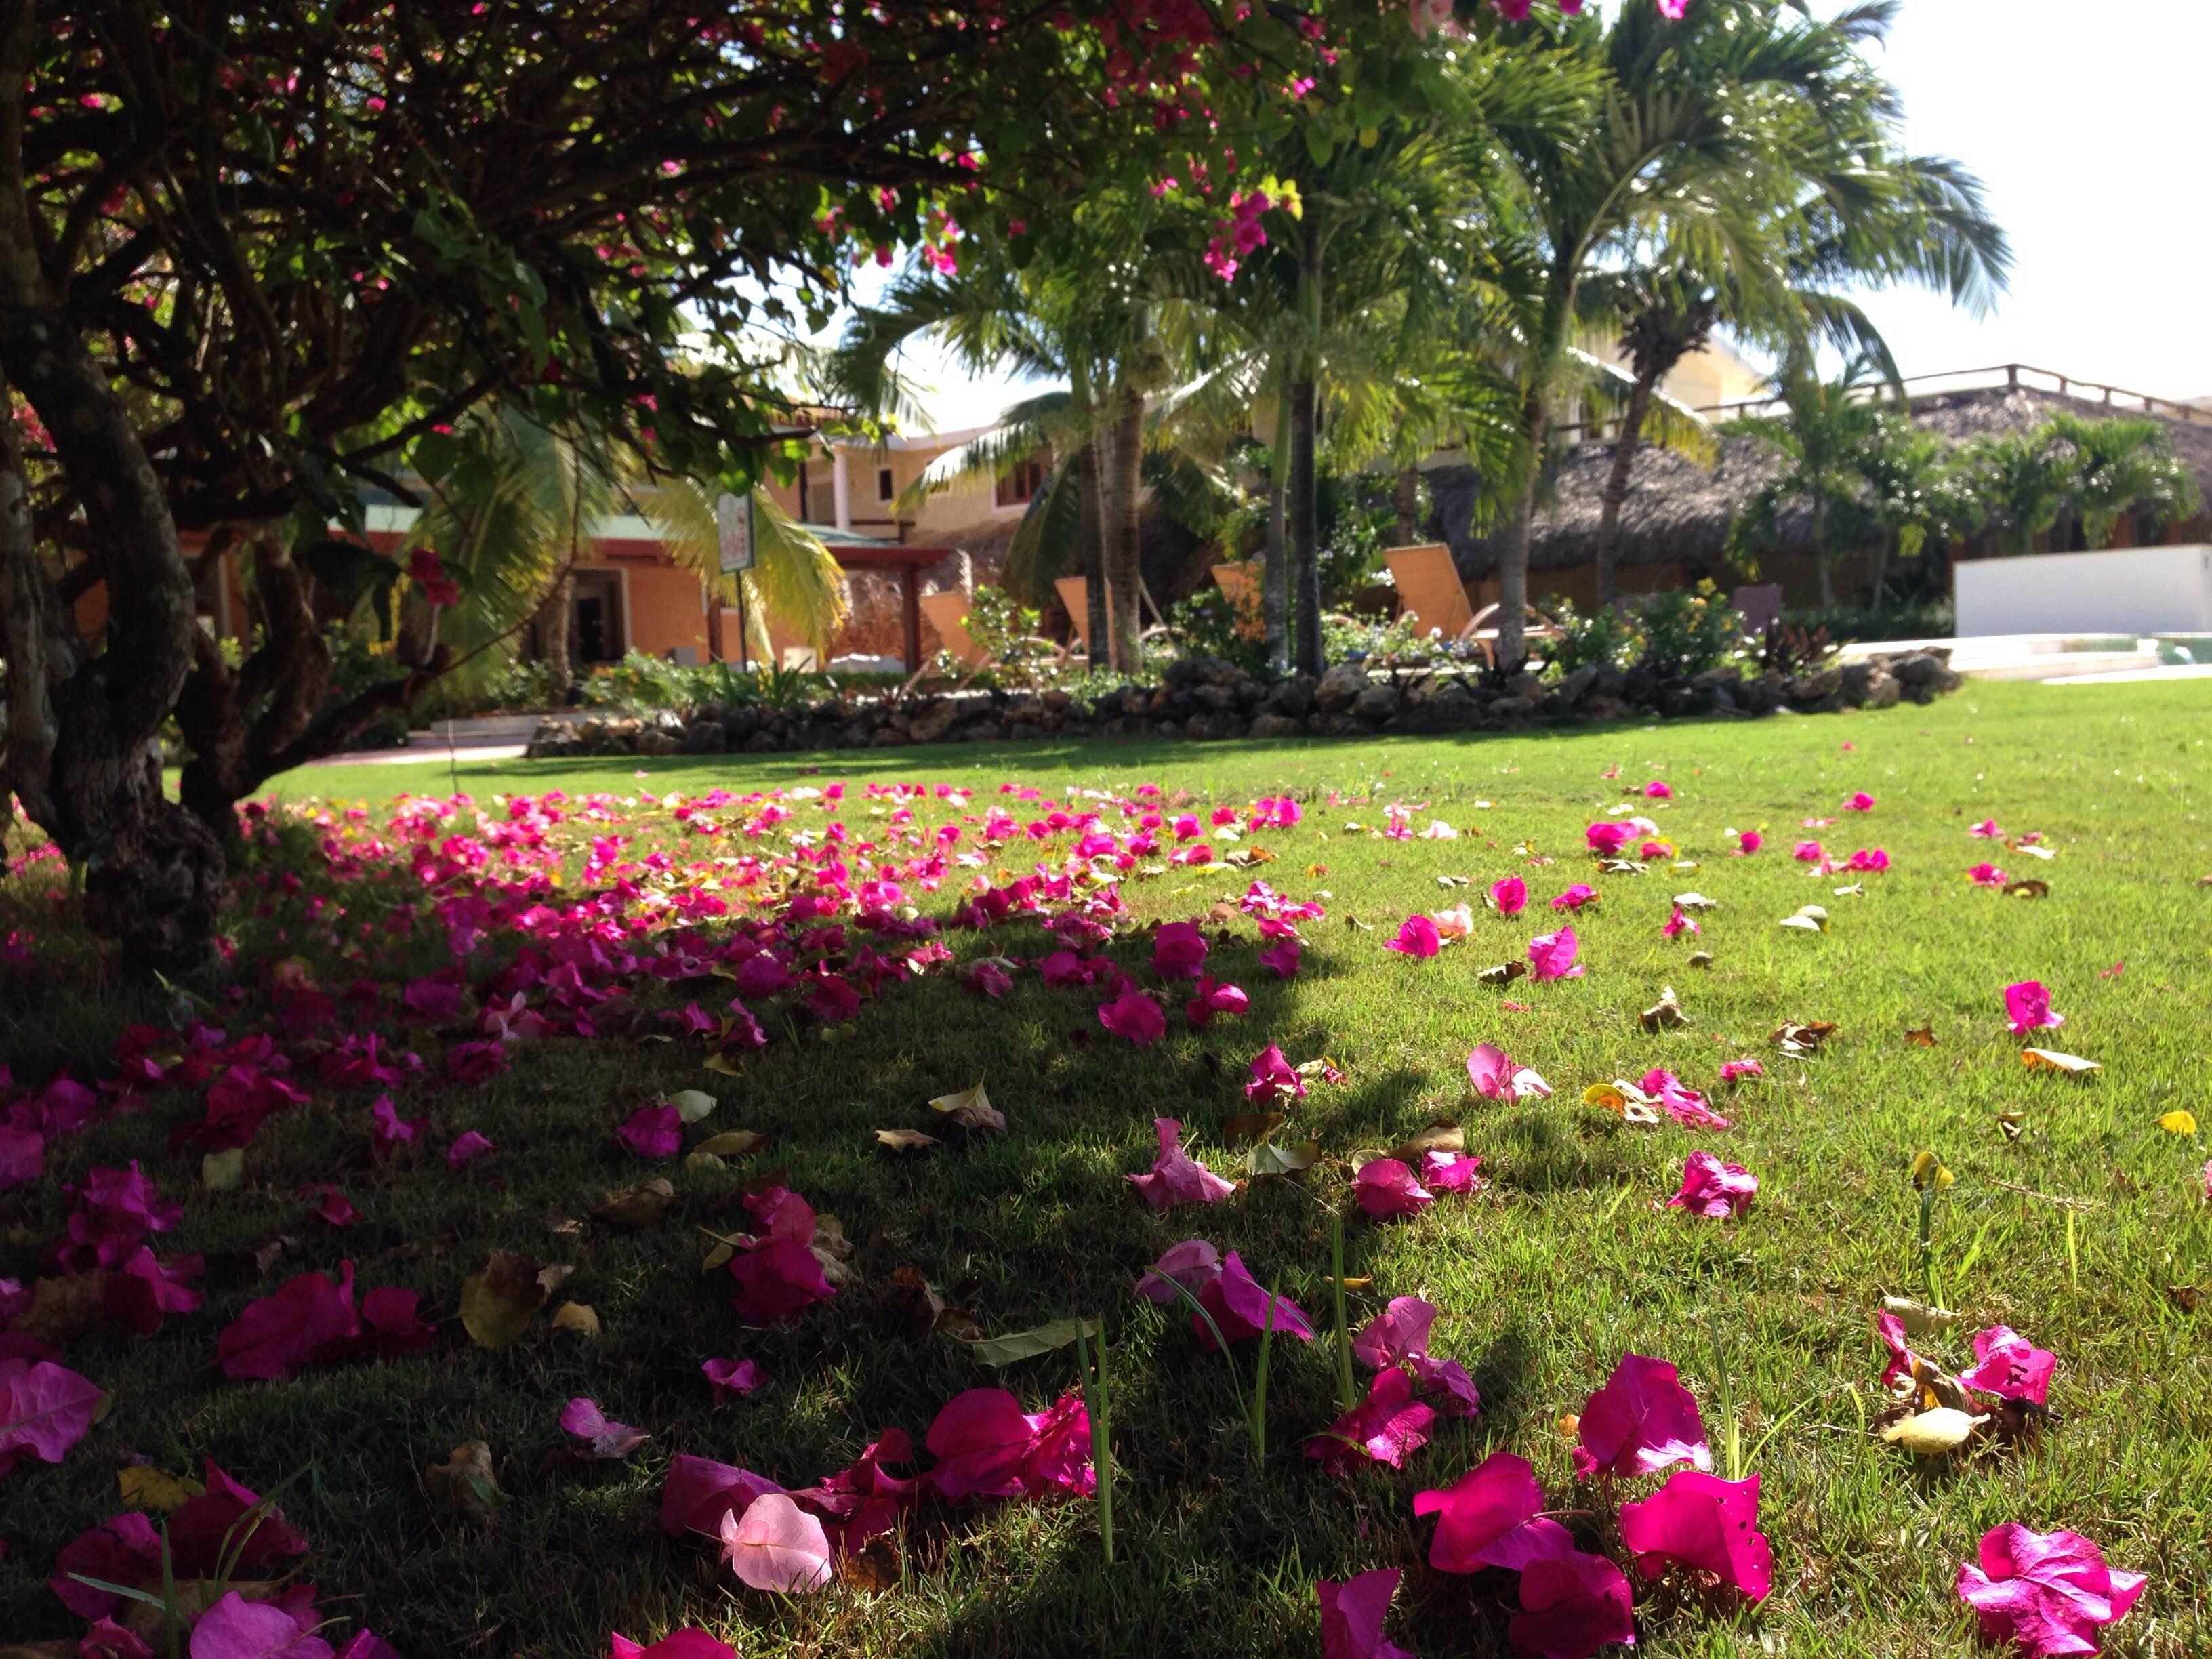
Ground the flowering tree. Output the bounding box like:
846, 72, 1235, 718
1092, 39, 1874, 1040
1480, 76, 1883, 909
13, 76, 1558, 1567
0, 0, 1370, 968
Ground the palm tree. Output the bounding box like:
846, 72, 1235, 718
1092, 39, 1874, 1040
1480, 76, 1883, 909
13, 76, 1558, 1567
1478, 0, 1940, 665
1728, 349, 1888, 607
2046, 413, 2203, 550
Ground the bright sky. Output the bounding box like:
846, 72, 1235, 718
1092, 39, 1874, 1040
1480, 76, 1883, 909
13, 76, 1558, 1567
854, 0, 2212, 432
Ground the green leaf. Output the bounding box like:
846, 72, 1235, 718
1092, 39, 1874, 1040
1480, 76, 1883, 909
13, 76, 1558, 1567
964, 1317, 1098, 1367
1246, 1139, 1319, 1177
1303, 122, 1335, 167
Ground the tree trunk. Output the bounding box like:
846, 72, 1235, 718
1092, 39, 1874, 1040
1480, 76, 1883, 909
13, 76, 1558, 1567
1594, 372, 1658, 607
1075, 438, 1109, 662
1104, 381, 1143, 672
1393, 466, 1420, 546
0, 16, 226, 978
536, 573, 573, 684
1813, 497, 1835, 610
1264, 417, 1290, 676
1872, 529, 1893, 615
1289, 373, 1322, 676
1496, 386, 1549, 672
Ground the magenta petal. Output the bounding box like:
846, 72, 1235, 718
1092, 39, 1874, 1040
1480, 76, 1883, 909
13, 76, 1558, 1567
1128, 1118, 1235, 1210
52, 1512, 164, 1618
0, 1357, 103, 1467
703, 1357, 764, 1401
617, 1104, 682, 1159
1306, 1368, 1437, 1477
1509, 1550, 1637, 1659
186, 1590, 333, 1658
1666, 1151, 1757, 1218
1528, 926, 1583, 982
659, 1454, 783, 1538
170, 1459, 310, 1575
924, 1387, 1035, 1503
607, 1635, 737, 1659
1576, 1353, 1711, 1479
1318, 1568, 1416, 1659
1197, 1251, 1313, 1347
1353, 1158, 1433, 1220
560, 1397, 650, 1460
1353, 1296, 1438, 1371
1135, 1238, 1223, 1305
1957, 1523, 2145, 1658
1959, 1326, 2057, 1407
1620, 1469, 1772, 1602
718, 1492, 833, 1593
1413, 1450, 1575, 1574
727, 1235, 835, 1325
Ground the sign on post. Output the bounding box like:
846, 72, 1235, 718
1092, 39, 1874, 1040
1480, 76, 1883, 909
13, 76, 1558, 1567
716, 491, 756, 574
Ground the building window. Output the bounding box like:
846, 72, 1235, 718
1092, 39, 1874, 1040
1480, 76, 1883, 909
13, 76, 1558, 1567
995, 456, 1046, 508
876, 466, 895, 504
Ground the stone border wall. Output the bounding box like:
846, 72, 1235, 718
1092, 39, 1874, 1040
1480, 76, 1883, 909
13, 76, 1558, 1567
525, 650, 1960, 759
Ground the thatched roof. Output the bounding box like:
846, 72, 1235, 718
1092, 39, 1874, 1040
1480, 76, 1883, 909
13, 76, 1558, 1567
1454, 385, 2212, 574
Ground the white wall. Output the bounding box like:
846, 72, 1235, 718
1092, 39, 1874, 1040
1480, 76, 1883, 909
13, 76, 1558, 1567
1955, 544, 2212, 636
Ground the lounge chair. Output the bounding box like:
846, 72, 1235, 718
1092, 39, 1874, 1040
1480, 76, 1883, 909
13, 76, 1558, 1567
1210, 562, 1267, 640
1384, 543, 1477, 639
1729, 584, 1784, 637
919, 590, 990, 669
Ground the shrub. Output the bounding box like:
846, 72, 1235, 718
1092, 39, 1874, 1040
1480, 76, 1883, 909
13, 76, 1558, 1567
1165, 589, 1267, 676
1635, 581, 1746, 680
1542, 597, 1643, 676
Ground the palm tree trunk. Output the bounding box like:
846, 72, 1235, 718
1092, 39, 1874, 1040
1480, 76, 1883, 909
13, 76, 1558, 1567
1872, 529, 1893, 615
1594, 373, 1657, 608
1289, 373, 1322, 676
1105, 380, 1143, 672
1074, 438, 1109, 661
1813, 497, 1834, 610
1264, 382, 1290, 676
1393, 466, 1420, 545
536, 574, 573, 684
1496, 386, 1549, 672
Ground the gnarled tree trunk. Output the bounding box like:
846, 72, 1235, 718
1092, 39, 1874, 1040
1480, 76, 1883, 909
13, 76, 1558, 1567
1075, 438, 1109, 662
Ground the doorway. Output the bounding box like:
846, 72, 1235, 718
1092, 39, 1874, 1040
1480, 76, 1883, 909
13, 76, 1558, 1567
570, 571, 625, 665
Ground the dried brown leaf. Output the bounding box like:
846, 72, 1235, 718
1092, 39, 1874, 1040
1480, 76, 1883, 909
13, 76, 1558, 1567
592, 1178, 676, 1231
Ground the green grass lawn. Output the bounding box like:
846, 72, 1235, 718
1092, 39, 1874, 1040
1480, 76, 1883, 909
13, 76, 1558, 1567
5, 678, 2210, 1658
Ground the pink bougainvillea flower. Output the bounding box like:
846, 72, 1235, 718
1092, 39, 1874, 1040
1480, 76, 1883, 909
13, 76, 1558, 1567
1246, 1044, 1307, 1104
1620, 1469, 1772, 1602
1420, 1150, 1485, 1200
303, 1184, 356, 1228
1184, 975, 1249, 1028
1385, 914, 1442, 958
1467, 1042, 1551, 1101
1257, 939, 1303, 979
171, 1460, 310, 1574
1972, 819, 2004, 838
1573, 1353, 1711, 1480
1958, 1326, 2057, 1407
1317, 1567, 1414, 1659
617, 1104, 681, 1158
1489, 875, 1528, 915
1847, 847, 1890, 873
1097, 987, 1166, 1046
1875, 1311, 1926, 1392
1844, 791, 1876, 811
61, 1162, 180, 1269
1662, 905, 1699, 939
1307, 1366, 1437, 1477
1667, 1151, 1757, 1218
104, 1245, 205, 1336
1528, 927, 1583, 982
80, 1616, 155, 1659
609, 1633, 737, 1659
1509, 1549, 1637, 1659
52, 1512, 164, 1618
1639, 1069, 1732, 1130
1793, 839, 1825, 863
1151, 921, 1210, 981
1719, 1059, 1763, 1083
1956, 1523, 2145, 1658
718, 1492, 833, 1593
727, 1189, 836, 1326
0, 1357, 103, 1474
445, 1130, 495, 1169
187, 1589, 333, 1659
217, 1265, 361, 1381
1726, 829, 1761, 857
1644, 779, 1672, 800
560, 1397, 651, 1460
1584, 821, 1634, 857
1969, 862, 2009, 888
0, 1125, 41, 1192
1429, 902, 1475, 939
1414, 1450, 1574, 1574
658, 1454, 784, 1540
2005, 981, 2062, 1036
1195, 1250, 1313, 1349
703, 1357, 763, 1401
1135, 1237, 1223, 1306
1128, 1118, 1235, 1210
368, 1095, 427, 1163
1354, 1158, 1433, 1220
1549, 884, 1598, 912
1353, 1296, 1480, 1417
924, 1387, 1092, 1503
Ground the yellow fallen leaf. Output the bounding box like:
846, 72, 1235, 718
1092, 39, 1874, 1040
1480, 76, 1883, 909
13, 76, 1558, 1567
119, 1465, 204, 1513
2158, 1110, 2198, 1134
669, 1089, 718, 1123
424, 1441, 501, 1525
459, 1250, 571, 1349
1881, 1407, 1987, 1456
703, 1051, 744, 1076
2021, 1048, 2100, 1075
201, 1149, 245, 1191
549, 1301, 602, 1337
694, 1130, 765, 1157
875, 1128, 939, 1153
1583, 1083, 1627, 1113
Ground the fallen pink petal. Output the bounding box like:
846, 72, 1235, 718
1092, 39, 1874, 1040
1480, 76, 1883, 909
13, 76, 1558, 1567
1574, 1353, 1712, 1480
1528, 926, 1583, 982
1667, 1151, 1758, 1218
1414, 1450, 1575, 1573
1317, 1566, 1415, 1659
1509, 1549, 1637, 1659
1128, 1117, 1235, 1210
1620, 1469, 1774, 1602
1956, 1523, 2144, 1658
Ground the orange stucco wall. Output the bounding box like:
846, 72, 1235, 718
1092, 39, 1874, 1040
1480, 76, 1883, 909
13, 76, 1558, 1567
599, 558, 708, 660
